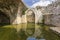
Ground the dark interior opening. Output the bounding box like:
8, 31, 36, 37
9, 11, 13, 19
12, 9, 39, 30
0, 11, 10, 26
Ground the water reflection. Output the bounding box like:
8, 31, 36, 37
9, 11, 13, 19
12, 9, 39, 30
17, 23, 45, 40
17, 23, 60, 40
27, 37, 36, 40
25, 23, 35, 36
0, 23, 60, 40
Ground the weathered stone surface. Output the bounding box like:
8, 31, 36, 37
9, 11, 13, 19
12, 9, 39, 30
0, 11, 10, 25
21, 15, 27, 23
44, 14, 60, 27
0, 0, 27, 24
50, 27, 60, 36
51, 15, 60, 26
44, 14, 51, 25
25, 9, 35, 23
25, 7, 43, 23
43, 0, 60, 27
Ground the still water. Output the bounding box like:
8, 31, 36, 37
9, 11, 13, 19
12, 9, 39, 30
0, 23, 60, 40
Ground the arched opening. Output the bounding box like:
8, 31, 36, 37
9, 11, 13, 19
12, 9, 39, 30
26, 9, 35, 23
25, 10, 35, 36
0, 11, 10, 26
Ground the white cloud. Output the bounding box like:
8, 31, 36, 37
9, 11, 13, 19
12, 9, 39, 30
51, 0, 57, 2
32, 0, 35, 3
31, 0, 55, 8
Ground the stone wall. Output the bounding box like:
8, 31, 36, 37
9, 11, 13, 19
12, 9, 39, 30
44, 14, 51, 25
44, 14, 60, 27
43, 0, 60, 27
25, 9, 35, 23
50, 14, 60, 27
0, 0, 27, 24
21, 15, 27, 23
0, 11, 10, 25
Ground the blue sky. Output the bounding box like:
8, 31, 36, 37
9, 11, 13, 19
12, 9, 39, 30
22, 0, 40, 6
22, 0, 55, 8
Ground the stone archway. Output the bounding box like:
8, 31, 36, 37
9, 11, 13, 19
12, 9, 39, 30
0, 11, 10, 26
25, 9, 35, 23
25, 9, 35, 36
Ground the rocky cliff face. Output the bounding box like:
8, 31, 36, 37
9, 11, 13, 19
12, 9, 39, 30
0, 0, 27, 25
44, 0, 60, 27
25, 0, 60, 27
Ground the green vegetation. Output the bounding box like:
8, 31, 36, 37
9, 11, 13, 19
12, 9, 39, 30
22, 9, 26, 15
22, 8, 27, 15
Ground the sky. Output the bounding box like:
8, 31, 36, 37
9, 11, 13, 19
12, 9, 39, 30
22, 0, 40, 6
22, 0, 56, 8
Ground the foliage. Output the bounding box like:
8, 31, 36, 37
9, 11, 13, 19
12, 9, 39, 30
22, 8, 27, 15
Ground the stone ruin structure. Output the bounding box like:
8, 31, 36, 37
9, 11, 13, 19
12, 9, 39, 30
25, 7, 43, 24
43, 0, 60, 27
0, 0, 60, 27
0, 0, 27, 25
25, 0, 60, 27
25, 9, 35, 23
